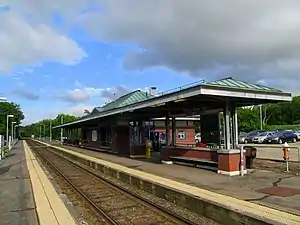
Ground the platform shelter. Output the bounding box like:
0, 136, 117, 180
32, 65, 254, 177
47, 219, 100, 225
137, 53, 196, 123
53, 77, 292, 175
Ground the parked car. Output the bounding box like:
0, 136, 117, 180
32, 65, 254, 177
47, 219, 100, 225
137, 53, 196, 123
243, 130, 266, 144
195, 133, 201, 143
267, 130, 297, 144
294, 130, 300, 140
238, 132, 248, 144
253, 131, 274, 144
239, 132, 248, 136
277, 131, 298, 144
266, 132, 283, 144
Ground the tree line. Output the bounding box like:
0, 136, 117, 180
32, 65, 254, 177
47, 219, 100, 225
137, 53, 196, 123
19, 114, 78, 139
238, 96, 300, 132
6, 95, 300, 140
0, 102, 24, 139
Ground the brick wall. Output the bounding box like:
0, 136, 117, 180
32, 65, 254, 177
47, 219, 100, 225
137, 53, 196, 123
82, 127, 102, 149
115, 125, 130, 155
162, 146, 218, 161
155, 127, 195, 145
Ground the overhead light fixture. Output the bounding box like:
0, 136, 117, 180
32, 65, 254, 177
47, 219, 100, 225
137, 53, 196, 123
174, 99, 186, 103
151, 103, 166, 107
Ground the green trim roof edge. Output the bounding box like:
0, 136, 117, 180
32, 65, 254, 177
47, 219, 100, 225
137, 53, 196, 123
204, 77, 282, 93
55, 77, 288, 127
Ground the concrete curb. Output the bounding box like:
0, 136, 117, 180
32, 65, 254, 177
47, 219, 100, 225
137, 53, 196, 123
34, 140, 300, 225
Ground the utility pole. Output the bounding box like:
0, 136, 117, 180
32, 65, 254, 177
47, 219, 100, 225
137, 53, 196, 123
60, 115, 64, 145
6, 115, 14, 147
43, 124, 45, 139
259, 105, 263, 130
50, 120, 52, 142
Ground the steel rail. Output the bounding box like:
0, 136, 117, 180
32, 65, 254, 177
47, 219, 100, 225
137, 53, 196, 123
27, 140, 199, 225
30, 142, 119, 225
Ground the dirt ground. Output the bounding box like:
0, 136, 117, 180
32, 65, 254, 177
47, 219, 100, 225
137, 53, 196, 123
253, 158, 300, 174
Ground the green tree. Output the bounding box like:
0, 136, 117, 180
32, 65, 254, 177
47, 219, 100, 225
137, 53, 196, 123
236, 95, 300, 131
0, 102, 24, 138
237, 107, 260, 132
20, 114, 78, 139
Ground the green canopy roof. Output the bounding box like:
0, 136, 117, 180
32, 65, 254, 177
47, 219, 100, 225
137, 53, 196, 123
205, 77, 282, 93
75, 90, 153, 121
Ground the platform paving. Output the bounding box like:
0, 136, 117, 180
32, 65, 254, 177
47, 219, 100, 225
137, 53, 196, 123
0, 141, 39, 225
54, 144, 300, 216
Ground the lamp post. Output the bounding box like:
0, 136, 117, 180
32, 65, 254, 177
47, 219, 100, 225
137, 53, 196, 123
40, 124, 45, 139
60, 115, 64, 145
259, 104, 263, 130
6, 115, 14, 147
14, 125, 19, 139
11, 122, 16, 144
50, 120, 52, 142
43, 124, 46, 139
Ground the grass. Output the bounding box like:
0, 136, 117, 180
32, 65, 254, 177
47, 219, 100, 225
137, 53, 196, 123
265, 124, 300, 131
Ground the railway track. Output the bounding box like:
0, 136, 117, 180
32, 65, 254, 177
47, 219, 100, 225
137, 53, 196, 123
26, 140, 200, 225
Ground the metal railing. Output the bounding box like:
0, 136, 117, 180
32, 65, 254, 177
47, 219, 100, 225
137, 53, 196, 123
155, 79, 206, 97
252, 144, 300, 162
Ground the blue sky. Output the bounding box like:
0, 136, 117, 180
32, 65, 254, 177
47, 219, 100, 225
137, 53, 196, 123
1, 1, 300, 124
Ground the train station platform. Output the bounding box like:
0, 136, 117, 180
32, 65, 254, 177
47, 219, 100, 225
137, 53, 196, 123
39, 141, 300, 225
0, 141, 77, 225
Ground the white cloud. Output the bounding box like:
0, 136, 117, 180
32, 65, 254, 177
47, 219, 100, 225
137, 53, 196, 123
11, 82, 40, 100
64, 89, 91, 103
22, 103, 94, 125
2, 0, 98, 23
12, 88, 40, 101
65, 104, 94, 116
0, 10, 86, 73
80, 0, 300, 92
61, 84, 129, 103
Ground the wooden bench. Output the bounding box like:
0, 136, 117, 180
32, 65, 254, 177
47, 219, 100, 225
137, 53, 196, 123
206, 143, 219, 148
169, 156, 218, 171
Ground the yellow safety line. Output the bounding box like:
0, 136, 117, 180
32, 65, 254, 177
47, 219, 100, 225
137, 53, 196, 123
24, 141, 76, 225
36, 140, 300, 225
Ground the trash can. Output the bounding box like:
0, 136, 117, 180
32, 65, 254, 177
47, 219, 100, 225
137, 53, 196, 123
243, 146, 257, 169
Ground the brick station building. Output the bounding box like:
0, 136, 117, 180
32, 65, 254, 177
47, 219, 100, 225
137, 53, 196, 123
153, 117, 199, 146
55, 77, 291, 176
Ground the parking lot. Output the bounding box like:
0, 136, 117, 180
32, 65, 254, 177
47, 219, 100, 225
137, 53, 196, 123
251, 142, 300, 162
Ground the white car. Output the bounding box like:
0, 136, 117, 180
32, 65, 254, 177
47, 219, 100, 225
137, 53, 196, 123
294, 130, 300, 140
195, 133, 201, 143
253, 132, 274, 144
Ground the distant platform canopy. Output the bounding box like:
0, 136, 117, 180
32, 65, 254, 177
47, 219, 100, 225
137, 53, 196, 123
54, 77, 292, 129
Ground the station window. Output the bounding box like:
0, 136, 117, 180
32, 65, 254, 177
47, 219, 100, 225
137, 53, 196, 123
131, 126, 142, 144
177, 130, 186, 139
100, 128, 112, 147
92, 130, 98, 142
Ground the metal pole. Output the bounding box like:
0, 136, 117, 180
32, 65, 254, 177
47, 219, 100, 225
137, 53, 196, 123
60, 115, 64, 145
11, 122, 14, 143
6, 115, 9, 147
240, 146, 244, 176
50, 120, 52, 142
259, 105, 263, 130
43, 124, 45, 139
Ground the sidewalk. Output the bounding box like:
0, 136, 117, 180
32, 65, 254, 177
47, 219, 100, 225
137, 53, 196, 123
58, 144, 300, 216
0, 141, 39, 225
